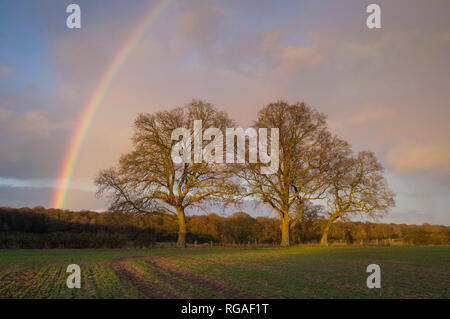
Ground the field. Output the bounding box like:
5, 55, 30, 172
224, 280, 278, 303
0, 246, 448, 299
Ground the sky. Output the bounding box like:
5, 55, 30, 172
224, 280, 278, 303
0, 0, 449, 225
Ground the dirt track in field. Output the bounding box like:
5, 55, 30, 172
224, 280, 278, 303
111, 255, 259, 299
112, 259, 180, 298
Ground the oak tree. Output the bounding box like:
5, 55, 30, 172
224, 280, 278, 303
321, 151, 395, 245
237, 101, 332, 246
95, 100, 238, 247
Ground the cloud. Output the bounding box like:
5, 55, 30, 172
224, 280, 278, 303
329, 106, 395, 128
14, 111, 64, 137
329, 105, 450, 177
174, 0, 227, 52
0, 107, 71, 179
278, 46, 324, 72
260, 28, 327, 73
0, 106, 11, 122
386, 141, 450, 175
0, 185, 105, 210
260, 27, 290, 58
0, 64, 13, 77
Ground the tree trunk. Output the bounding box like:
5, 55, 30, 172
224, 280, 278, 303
176, 207, 186, 248
321, 218, 335, 246
320, 232, 328, 246
280, 214, 291, 247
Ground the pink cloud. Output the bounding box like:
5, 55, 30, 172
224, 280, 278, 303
386, 141, 450, 175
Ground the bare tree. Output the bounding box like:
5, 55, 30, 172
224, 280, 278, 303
95, 100, 238, 247
320, 151, 395, 246
237, 101, 333, 246
290, 201, 325, 243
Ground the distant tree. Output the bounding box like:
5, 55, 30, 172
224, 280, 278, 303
219, 212, 259, 244
354, 224, 368, 244
2, 207, 450, 248
95, 100, 238, 247
187, 214, 221, 242
255, 216, 280, 243
321, 151, 395, 245
291, 202, 324, 243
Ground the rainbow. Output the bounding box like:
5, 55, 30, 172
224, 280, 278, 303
52, 0, 173, 209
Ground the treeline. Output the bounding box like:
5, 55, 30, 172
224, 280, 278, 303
0, 206, 448, 248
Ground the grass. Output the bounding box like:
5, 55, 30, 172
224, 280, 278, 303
0, 246, 448, 299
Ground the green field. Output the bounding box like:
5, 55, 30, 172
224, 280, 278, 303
0, 246, 448, 299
